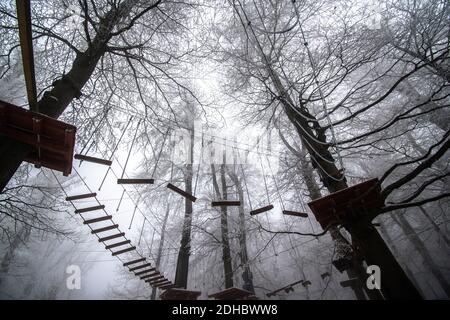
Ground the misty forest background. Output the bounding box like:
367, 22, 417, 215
0, 0, 449, 299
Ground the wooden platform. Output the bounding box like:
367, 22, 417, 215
160, 288, 201, 300
307, 178, 383, 229
0, 100, 76, 176
208, 287, 254, 300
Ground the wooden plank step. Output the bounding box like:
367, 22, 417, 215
129, 263, 152, 272
135, 268, 157, 276
98, 233, 125, 242
105, 240, 131, 250
250, 204, 274, 216
74, 154, 112, 166
167, 183, 197, 202
158, 284, 176, 290
66, 193, 97, 201
117, 178, 154, 184
212, 200, 241, 207
91, 224, 118, 234
159, 284, 176, 290
283, 210, 308, 218
149, 278, 168, 285
123, 258, 146, 267
154, 279, 171, 285
111, 246, 136, 256
75, 205, 105, 214
140, 273, 160, 280
145, 275, 164, 282
83, 215, 112, 224
155, 281, 172, 288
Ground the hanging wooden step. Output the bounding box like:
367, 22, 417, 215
212, 200, 241, 207
65, 193, 97, 201
135, 268, 157, 276
140, 272, 160, 280
111, 246, 136, 256
145, 275, 164, 283
159, 284, 177, 291
123, 258, 146, 267
283, 210, 308, 218
83, 215, 112, 224
167, 183, 197, 202
74, 154, 112, 166
0, 100, 76, 176
98, 233, 125, 242
151, 278, 169, 286
155, 281, 172, 287
105, 240, 131, 250
91, 224, 118, 234
75, 205, 105, 214
340, 278, 360, 288
250, 204, 274, 216
117, 178, 154, 184
129, 263, 152, 272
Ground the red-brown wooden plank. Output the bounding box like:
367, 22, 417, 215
167, 183, 197, 202
250, 204, 274, 216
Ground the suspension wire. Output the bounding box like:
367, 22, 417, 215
138, 218, 146, 245
121, 119, 142, 179
151, 128, 171, 178
129, 205, 138, 229
99, 116, 134, 191
264, 153, 285, 211
236, 147, 253, 210
193, 128, 204, 196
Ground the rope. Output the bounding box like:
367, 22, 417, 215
121, 119, 142, 179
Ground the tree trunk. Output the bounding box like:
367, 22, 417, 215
228, 170, 254, 293
151, 202, 170, 300
392, 212, 450, 298
378, 216, 424, 296
174, 127, 195, 289
211, 162, 234, 289
0, 0, 146, 192
296, 157, 370, 300
267, 62, 421, 299
418, 206, 450, 249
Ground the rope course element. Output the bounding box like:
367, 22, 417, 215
52, 169, 177, 291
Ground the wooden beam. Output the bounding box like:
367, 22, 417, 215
135, 268, 157, 276
75, 205, 105, 214
66, 193, 97, 201
117, 179, 154, 184
74, 154, 112, 166
129, 263, 152, 272
159, 284, 176, 290
105, 240, 131, 250
123, 258, 146, 267
83, 215, 112, 224
91, 224, 118, 234
16, 0, 37, 111
111, 246, 136, 256
250, 204, 274, 216
145, 275, 164, 283
282, 210, 308, 218
167, 183, 197, 202
140, 273, 160, 280
212, 200, 241, 207
149, 278, 168, 285
98, 233, 125, 242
